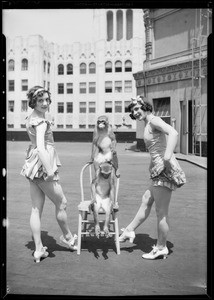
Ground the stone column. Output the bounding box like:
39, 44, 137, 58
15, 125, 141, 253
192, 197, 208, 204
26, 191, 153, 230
143, 9, 153, 62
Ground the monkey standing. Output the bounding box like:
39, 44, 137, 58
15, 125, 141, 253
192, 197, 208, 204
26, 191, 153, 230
91, 115, 120, 178
90, 162, 116, 238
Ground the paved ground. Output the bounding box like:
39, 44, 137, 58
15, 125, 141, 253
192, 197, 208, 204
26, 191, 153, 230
5, 141, 207, 297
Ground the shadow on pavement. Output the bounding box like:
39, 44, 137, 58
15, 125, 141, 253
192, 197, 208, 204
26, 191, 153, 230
25, 230, 76, 260
120, 233, 174, 255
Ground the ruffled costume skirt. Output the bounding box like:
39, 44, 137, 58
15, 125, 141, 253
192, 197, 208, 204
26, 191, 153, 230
149, 154, 186, 191
20, 144, 61, 181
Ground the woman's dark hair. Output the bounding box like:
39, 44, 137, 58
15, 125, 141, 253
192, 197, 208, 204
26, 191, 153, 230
27, 86, 51, 109
128, 96, 153, 120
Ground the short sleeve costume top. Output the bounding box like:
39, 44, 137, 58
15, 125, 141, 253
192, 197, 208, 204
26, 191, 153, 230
144, 117, 186, 190
20, 116, 61, 181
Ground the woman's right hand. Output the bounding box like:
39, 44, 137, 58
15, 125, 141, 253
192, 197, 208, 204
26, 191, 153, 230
44, 172, 55, 181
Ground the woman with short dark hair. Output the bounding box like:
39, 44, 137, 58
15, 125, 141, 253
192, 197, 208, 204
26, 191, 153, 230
119, 95, 186, 260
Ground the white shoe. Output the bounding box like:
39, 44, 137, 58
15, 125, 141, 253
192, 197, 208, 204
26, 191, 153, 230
142, 245, 169, 260
34, 246, 49, 263
119, 228, 135, 243
60, 234, 77, 251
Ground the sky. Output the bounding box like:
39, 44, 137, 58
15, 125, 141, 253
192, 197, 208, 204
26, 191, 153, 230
2, 9, 94, 44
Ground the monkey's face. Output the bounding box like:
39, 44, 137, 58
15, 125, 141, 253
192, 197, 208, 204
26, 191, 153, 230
99, 163, 112, 178
97, 116, 108, 129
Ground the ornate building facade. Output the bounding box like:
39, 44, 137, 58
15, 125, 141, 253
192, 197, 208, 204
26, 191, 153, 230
133, 8, 212, 156
6, 9, 145, 131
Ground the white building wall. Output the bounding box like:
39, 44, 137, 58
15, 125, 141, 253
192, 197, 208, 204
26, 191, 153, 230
6, 9, 145, 130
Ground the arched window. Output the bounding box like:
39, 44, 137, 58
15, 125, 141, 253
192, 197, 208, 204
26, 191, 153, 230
47, 62, 50, 74
21, 59, 28, 71
126, 9, 133, 40
80, 63, 86, 74
117, 10, 123, 41
105, 61, 112, 73
67, 64, 73, 75
58, 64, 64, 75
125, 60, 132, 72
8, 59, 15, 71
43, 60, 46, 72
89, 62, 96, 74
107, 11, 113, 41
115, 60, 122, 72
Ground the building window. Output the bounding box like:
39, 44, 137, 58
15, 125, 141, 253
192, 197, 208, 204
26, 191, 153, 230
80, 82, 86, 94
57, 102, 64, 113
21, 80, 29, 92
43, 60, 46, 72
105, 61, 112, 73
115, 101, 122, 113
126, 9, 133, 40
67, 102, 73, 113
21, 100, 28, 112
89, 62, 96, 74
107, 10, 113, 41
8, 124, 14, 128
125, 60, 132, 72
89, 102, 96, 113
21, 124, 26, 128
124, 101, 130, 113
43, 81, 46, 88
79, 102, 86, 113
47, 82, 50, 91
153, 97, 171, 125
115, 81, 122, 93
117, 10, 123, 41
79, 124, 86, 129
80, 63, 86, 74
105, 81, 112, 93
67, 64, 73, 75
89, 82, 96, 93
21, 59, 28, 71
67, 83, 73, 94
88, 124, 95, 129
124, 80, 132, 93
58, 83, 64, 94
115, 60, 122, 72
57, 124, 64, 128
8, 101, 14, 112
58, 64, 64, 75
66, 124, 73, 128
105, 101, 112, 113
8, 59, 15, 71
47, 62, 50, 74
8, 80, 15, 91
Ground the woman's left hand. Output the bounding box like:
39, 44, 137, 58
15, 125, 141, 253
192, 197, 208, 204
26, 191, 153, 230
164, 159, 171, 173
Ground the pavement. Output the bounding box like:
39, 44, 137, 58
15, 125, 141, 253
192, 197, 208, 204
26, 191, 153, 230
175, 153, 207, 170
5, 141, 208, 297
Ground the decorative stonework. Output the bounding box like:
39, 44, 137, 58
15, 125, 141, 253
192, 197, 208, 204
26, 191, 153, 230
134, 58, 207, 87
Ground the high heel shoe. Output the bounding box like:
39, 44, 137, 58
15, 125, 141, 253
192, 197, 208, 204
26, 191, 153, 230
142, 245, 169, 260
34, 246, 49, 263
118, 228, 135, 243
60, 234, 78, 251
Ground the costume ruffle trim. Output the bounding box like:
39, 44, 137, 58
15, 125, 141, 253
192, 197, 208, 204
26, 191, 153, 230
20, 144, 61, 180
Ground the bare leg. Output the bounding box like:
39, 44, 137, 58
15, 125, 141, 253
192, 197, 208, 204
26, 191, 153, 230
126, 188, 154, 232
36, 180, 74, 240
29, 180, 45, 252
152, 186, 172, 248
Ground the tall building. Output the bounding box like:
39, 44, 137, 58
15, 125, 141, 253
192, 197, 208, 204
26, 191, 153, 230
133, 8, 212, 156
6, 9, 145, 131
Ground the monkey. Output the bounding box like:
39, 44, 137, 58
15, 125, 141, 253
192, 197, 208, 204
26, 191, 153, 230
90, 162, 116, 238
91, 115, 120, 179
